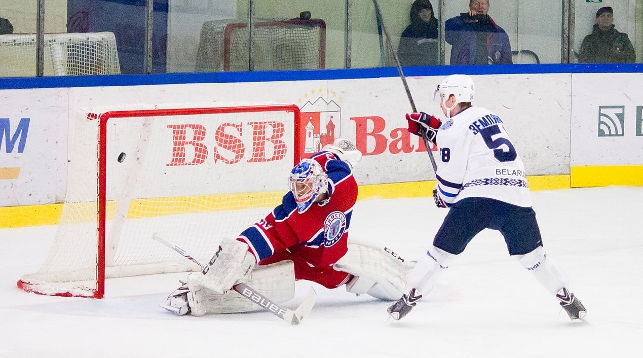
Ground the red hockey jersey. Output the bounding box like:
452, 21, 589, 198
236, 151, 358, 288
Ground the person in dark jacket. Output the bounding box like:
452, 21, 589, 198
397, 0, 439, 67
445, 0, 512, 65
578, 7, 635, 63
0, 17, 13, 35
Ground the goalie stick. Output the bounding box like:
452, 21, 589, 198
372, 0, 437, 173
152, 234, 316, 325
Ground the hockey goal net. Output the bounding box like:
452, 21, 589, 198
0, 32, 120, 77
195, 19, 325, 72
18, 104, 302, 298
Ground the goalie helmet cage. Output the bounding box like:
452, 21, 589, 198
17, 104, 303, 298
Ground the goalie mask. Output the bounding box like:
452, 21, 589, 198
434, 74, 475, 111
289, 159, 329, 213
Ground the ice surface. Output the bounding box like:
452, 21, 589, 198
1, 187, 642, 358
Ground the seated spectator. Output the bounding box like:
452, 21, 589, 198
578, 7, 635, 63
445, 0, 512, 65
397, 0, 439, 66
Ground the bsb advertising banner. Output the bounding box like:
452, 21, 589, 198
2, 71, 641, 208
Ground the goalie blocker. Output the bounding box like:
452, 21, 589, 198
163, 240, 415, 315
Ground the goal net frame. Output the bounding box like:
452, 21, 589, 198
195, 19, 325, 72
0, 32, 120, 77
223, 19, 326, 71
17, 104, 302, 298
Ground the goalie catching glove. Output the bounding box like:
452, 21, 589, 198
322, 138, 362, 169
406, 112, 441, 145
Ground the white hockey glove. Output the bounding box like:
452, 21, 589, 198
406, 112, 441, 145
322, 138, 362, 169
194, 239, 256, 294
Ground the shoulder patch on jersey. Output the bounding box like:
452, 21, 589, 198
441, 119, 453, 130
323, 211, 347, 247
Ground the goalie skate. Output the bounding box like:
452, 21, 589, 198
556, 287, 587, 320
162, 281, 191, 315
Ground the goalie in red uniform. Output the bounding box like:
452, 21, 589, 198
163, 139, 414, 316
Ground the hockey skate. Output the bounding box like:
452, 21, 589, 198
387, 288, 422, 320
556, 287, 586, 320
162, 281, 191, 315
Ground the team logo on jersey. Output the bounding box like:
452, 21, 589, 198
323, 211, 347, 247
441, 119, 453, 130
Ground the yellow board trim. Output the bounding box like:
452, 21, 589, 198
0, 174, 577, 229
571, 165, 643, 187
357, 181, 437, 200
1, 204, 63, 228
357, 174, 571, 201
526, 175, 570, 191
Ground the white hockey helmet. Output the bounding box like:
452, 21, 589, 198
289, 158, 329, 213
434, 74, 475, 105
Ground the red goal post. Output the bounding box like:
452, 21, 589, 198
18, 104, 303, 298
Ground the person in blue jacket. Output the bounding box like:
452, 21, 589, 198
445, 0, 512, 65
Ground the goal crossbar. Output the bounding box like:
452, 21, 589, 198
18, 104, 302, 298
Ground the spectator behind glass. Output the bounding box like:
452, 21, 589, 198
397, 0, 439, 66
578, 7, 635, 63
445, 0, 512, 65
0, 17, 13, 34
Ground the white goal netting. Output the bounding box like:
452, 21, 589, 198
195, 19, 326, 72
18, 105, 302, 298
0, 32, 120, 77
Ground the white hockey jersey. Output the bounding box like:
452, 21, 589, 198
434, 106, 532, 207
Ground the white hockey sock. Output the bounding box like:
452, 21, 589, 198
407, 245, 453, 296
516, 246, 567, 296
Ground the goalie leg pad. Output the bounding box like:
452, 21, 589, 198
322, 138, 362, 169
200, 238, 256, 294
345, 275, 404, 301
334, 240, 416, 300
186, 260, 295, 315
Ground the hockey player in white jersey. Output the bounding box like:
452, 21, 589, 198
387, 74, 586, 321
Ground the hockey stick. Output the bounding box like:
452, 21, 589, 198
152, 234, 316, 325
371, 0, 437, 173
373, 3, 387, 67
